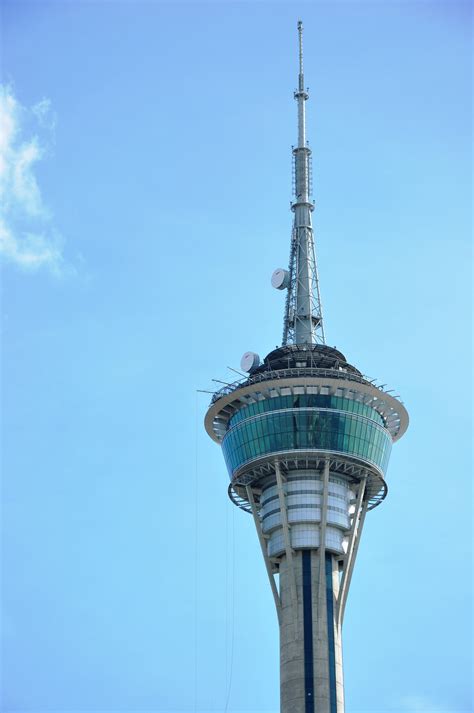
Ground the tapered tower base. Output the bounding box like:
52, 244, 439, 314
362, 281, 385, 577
279, 551, 344, 713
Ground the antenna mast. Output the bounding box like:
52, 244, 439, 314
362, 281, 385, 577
278, 20, 325, 346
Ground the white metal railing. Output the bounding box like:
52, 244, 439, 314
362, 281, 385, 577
210, 367, 396, 405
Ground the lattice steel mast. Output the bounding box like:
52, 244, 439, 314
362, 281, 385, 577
275, 20, 325, 346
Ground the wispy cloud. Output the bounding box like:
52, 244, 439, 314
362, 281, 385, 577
399, 695, 450, 712
0, 85, 67, 274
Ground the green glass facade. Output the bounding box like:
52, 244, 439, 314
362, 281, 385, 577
229, 394, 384, 427
222, 402, 391, 477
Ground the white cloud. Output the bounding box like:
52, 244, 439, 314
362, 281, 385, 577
32, 97, 56, 131
0, 85, 66, 274
0, 219, 64, 273
399, 695, 449, 712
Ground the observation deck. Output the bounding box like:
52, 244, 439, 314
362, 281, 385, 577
205, 344, 408, 521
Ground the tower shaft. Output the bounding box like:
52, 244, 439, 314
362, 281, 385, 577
253, 460, 367, 713
280, 551, 344, 713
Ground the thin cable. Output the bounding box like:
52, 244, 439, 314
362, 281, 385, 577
224, 505, 235, 712
194, 391, 199, 713
225, 491, 229, 701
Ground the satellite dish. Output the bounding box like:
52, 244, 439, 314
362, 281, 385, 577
240, 351, 261, 373
271, 268, 290, 290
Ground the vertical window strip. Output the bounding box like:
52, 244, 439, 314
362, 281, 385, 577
302, 551, 315, 713
325, 553, 337, 713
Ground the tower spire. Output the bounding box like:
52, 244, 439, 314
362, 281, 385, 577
298, 19, 304, 85
297, 19, 306, 144
273, 21, 325, 346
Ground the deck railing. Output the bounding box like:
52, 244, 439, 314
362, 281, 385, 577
211, 367, 395, 405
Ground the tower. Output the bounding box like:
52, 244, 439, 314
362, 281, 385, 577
204, 22, 408, 713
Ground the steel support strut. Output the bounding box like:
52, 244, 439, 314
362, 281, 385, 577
337, 477, 368, 629
275, 461, 299, 625
245, 485, 282, 623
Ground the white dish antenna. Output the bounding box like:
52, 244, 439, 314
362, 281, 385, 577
271, 268, 290, 290
240, 351, 261, 373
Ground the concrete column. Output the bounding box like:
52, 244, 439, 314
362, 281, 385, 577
279, 551, 344, 713
280, 551, 305, 712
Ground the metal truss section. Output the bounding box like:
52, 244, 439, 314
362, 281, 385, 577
281, 15, 325, 347
283, 222, 325, 346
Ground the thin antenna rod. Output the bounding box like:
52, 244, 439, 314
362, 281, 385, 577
298, 20, 304, 91
296, 20, 306, 150
227, 366, 247, 378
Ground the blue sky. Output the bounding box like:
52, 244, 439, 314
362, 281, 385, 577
1, 1, 472, 712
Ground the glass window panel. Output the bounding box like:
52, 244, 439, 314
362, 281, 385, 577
224, 406, 391, 476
